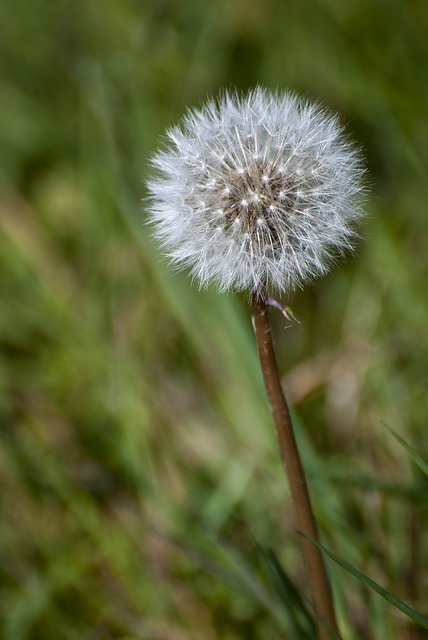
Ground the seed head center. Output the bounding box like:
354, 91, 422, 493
216, 162, 297, 235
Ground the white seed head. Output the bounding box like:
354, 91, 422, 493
147, 88, 365, 295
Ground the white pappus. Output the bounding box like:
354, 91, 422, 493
147, 88, 365, 295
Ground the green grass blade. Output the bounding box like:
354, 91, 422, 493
380, 421, 428, 477
300, 534, 428, 630
256, 545, 317, 639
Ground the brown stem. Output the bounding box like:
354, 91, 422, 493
252, 292, 339, 640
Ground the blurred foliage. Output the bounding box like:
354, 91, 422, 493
1, 0, 428, 638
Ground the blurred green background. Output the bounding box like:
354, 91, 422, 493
1, 0, 428, 638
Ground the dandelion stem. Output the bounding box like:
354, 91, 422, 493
252, 293, 339, 640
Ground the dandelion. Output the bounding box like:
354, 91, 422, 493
147, 88, 364, 296
147, 88, 366, 639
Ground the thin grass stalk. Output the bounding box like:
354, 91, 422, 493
252, 292, 339, 640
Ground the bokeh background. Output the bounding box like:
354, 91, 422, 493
1, 0, 428, 638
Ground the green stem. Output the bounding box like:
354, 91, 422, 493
252, 293, 339, 640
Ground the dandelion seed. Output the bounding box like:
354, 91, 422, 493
147, 87, 365, 295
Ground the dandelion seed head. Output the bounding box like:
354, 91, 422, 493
147, 88, 365, 294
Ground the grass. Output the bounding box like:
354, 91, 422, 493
1, 0, 428, 638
